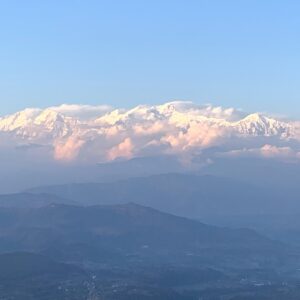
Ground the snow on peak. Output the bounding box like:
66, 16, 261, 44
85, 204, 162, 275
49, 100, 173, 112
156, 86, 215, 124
0, 101, 298, 163
0, 108, 41, 131
34, 109, 64, 125
0, 108, 77, 141
236, 113, 289, 136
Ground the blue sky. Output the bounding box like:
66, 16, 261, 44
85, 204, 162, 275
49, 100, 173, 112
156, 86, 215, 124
0, 0, 299, 117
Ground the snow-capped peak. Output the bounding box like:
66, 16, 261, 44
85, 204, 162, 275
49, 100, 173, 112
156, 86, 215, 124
0, 108, 78, 141
235, 113, 290, 136
0, 108, 41, 131
0, 102, 298, 163
34, 109, 64, 125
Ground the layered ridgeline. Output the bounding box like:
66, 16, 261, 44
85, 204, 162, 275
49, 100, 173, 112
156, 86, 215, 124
26, 173, 300, 247
26, 173, 300, 218
0, 101, 299, 164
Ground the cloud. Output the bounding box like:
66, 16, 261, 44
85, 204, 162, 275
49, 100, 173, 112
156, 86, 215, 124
157, 101, 244, 121
133, 121, 166, 136
107, 138, 134, 161
260, 144, 296, 158
193, 104, 245, 121
54, 137, 85, 161
49, 104, 113, 120
223, 144, 300, 162
161, 122, 229, 153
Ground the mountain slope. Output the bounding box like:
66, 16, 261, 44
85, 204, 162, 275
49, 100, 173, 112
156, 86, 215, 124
0, 202, 286, 269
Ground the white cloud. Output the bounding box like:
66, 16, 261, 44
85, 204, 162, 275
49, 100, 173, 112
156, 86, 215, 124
49, 104, 113, 120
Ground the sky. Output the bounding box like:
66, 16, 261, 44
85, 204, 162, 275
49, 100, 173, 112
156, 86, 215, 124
0, 0, 299, 117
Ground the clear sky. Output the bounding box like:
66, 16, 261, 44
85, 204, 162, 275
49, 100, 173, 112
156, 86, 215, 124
0, 0, 299, 116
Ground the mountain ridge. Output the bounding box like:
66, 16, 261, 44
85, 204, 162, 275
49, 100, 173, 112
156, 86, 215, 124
0, 102, 292, 139
1, 101, 299, 165
27, 173, 300, 218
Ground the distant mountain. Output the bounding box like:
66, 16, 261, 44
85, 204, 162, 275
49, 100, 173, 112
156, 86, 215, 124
0, 101, 298, 166
234, 113, 290, 136
0, 108, 77, 141
0, 103, 291, 142
27, 174, 300, 218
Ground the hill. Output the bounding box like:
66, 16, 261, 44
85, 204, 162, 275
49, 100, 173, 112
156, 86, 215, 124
0, 202, 288, 270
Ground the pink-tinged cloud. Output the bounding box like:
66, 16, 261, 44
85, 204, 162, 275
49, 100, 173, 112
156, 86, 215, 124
162, 123, 228, 153
133, 121, 165, 136
54, 137, 85, 161
107, 138, 134, 161
260, 144, 295, 158
222, 144, 300, 162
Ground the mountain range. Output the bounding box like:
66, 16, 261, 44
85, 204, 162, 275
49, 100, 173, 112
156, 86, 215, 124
1, 101, 299, 164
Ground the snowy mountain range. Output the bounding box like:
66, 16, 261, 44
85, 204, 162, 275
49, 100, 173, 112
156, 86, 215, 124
0, 101, 299, 163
